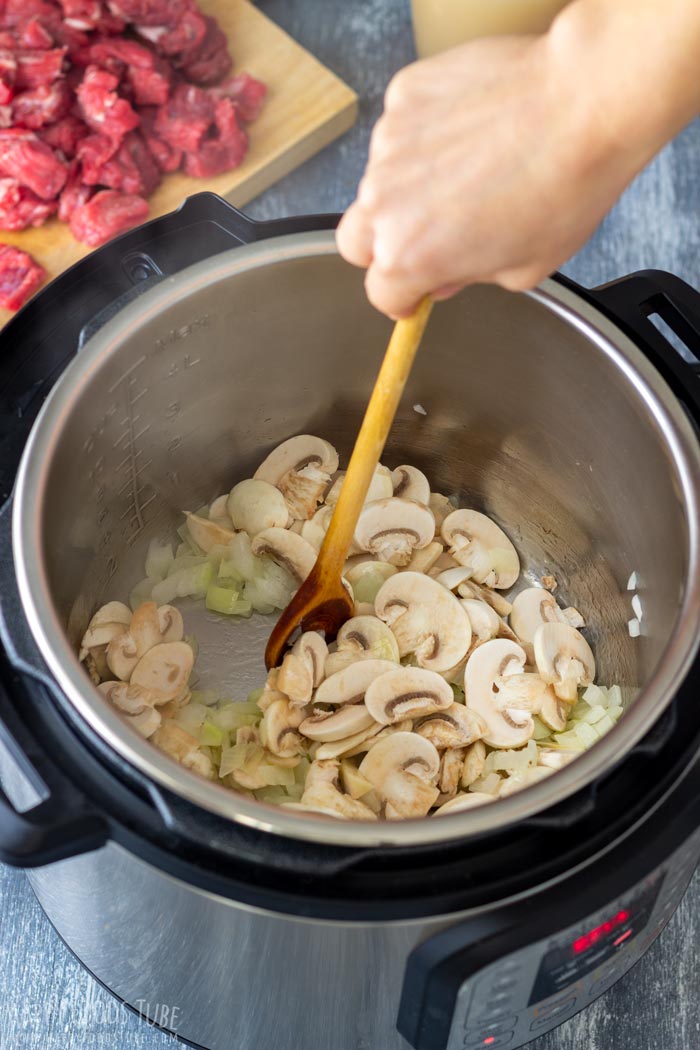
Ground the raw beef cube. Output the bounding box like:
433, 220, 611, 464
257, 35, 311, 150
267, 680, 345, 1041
58, 0, 104, 31
89, 36, 155, 72
0, 127, 68, 197
15, 48, 67, 89
39, 113, 88, 155
138, 106, 179, 171
0, 176, 56, 228
12, 80, 72, 128
126, 57, 170, 105
76, 64, 139, 138
76, 129, 118, 181
208, 73, 267, 123
179, 16, 231, 85
18, 18, 55, 50
57, 162, 92, 221
0, 50, 16, 104
153, 82, 213, 153
155, 9, 206, 58
90, 130, 159, 195
106, 0, 193, 27
88, 37, 171, 105
0, 243, 45, 309
183, 97, 247, 178
69, 187, 148, 246
0, 105, 11, 126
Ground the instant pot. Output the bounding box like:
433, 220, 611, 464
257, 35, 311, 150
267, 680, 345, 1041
1, 193, 700, 1050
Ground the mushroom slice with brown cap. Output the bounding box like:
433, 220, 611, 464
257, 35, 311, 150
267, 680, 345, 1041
130, 641, 194, 702
79, 601, 133, 660
457, 578, 513, 617
99, 680, 165, 715
533, 622, 596, 702
124, 707, 162, 739
208, 494, 234, 528
336, 616, 400, 663
300, 759, 378, 820
354, 498, 435, 567
441, 509, 520, 589
185, 512, 235, 553
227, 478, 290, 537
106, 600, 162, 681
433, 791, 495, 816
313, 658, 397, 707
254, 435, 339, 520
299, 704, 377, 742
340, 720, 413, 759
509, 587, 573, 661
277, 631, 329, 706
391, 465, 430, 505
464, 639, 534, 749
251, 527, 317, 585
364, 666, 453, 725
414, 703, 484, 748
374, 572, 471, 673
460, 598, 501, 652
359, 732, 440, 818
262, 698, 306, 757
538, 689, 570, 732
461, 739, 487, 787
157, 605, 184, 643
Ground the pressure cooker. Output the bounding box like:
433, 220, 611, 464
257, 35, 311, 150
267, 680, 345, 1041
2, 193, 700, 1050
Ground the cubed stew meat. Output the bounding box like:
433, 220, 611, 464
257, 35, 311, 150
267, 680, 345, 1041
0, 0, 266, 246
0, 243, 45, 308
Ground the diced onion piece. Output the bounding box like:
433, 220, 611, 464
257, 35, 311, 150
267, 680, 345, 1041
129, 576, 154, 611
199, 720, 227, 747
594, 713, 616, 735
582, 683, 608, 709
151, 562, 213, 604
205, 584, 241, 615
551, 729, 586, 751
606, 684, 623, 708
174, 703, 209, 735
580, 704, 608, 725
191, 689, 220, 707
628, 617, 641, 638
469, 772, 502, 795
607, 704, 624, 722
145, 538, 174, 580
532, 716, 552, 741
213, 702, 261, 732
574, 722, 599, 748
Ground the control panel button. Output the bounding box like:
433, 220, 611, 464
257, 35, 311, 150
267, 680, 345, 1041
465, 1016, 518, 1039
530, 997, 577, 1031
464, 1029, 515, 1048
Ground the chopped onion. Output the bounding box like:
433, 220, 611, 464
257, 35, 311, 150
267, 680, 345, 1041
145, 538, 174, 581
199, 720, 227, 748
213, 702, 261, 732
469, 772, 502, 795
582, 683, 608, 709
151, 562, 213, 604
174, 703, 208, 735
129, 576, 154, 611
190, 689, 220, 707
606, 684, 623, 708
574, 722, 598, 748
205, 584, 241, 616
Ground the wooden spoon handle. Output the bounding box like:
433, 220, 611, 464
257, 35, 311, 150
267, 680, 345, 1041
318, 296, 434, 575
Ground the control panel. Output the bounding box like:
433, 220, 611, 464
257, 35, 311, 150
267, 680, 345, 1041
442, 831, 700, 1050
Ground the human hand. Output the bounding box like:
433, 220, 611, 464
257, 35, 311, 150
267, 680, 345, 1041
337, 0, 700, 318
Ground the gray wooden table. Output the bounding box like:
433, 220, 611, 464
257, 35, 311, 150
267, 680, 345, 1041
2, 2, 700, 1048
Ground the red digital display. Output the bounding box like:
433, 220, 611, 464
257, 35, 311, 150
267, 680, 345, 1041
572, 911, 631, 954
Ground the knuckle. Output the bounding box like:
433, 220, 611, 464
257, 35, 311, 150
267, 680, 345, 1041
384, 66, 415, 111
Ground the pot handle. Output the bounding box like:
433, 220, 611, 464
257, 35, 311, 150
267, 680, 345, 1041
585, 269, 700, 411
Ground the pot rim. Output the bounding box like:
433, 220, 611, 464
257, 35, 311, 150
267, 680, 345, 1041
12, 231, 700, 848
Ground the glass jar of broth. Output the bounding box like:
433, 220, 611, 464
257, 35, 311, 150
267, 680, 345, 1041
411, 0, 571, 58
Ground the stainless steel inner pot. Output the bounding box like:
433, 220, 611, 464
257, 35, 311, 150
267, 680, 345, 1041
12, 231, 700, 848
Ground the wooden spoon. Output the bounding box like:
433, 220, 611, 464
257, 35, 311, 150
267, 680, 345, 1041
265, 296, 434, 669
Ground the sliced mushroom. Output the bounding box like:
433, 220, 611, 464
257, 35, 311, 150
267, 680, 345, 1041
391, 465, 430, 504
438, 747, 466, 795
130, 641, 194, 702
299, 759, 377, 820
262, 698, 307, 757
509, 587, 571, 660
340, 720, 414, 759
441, 509, 520, 589
315, 721, 386, 760
433, 791, 495, 815
364, 666, 453, 725
313, 658, 397, 706
299, 704, 377, 742
374, 572, 472, 673
151, 721, 214, 778
405, 540, 444, 575
461, 598, 501, 651
79, 600, 133, 660
106, 600, 162, 681
123, 707, 162, 739
277, 631, 328, 706
185, 512, 235, 553
458, 577, 513, 617
300, 518, 325, 551
336, 616, 400, 663
293, 630, 328, 687
254, 435, 339, 519
414, 703, 484, 748
208, 494, 234, 528
428, 551, 459, 576
533, 622, 596, 701
359, 732, 440, 818
157, 605, 184, 643
354, 498, 435, 566
323, 649, 372, 678
491, 672, 550, 713
465, 639, 534, 748
251, 527, 317, 585
428, 492, 455, 530
227, 478, 290, 536
538, 689, 570, 732
256, 668, 289, 712
99, 680, 164, 715
327, 464, 393, 506
461, 739, 487, 787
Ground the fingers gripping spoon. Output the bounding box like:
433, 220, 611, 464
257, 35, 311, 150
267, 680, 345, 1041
264, 297, 434, 669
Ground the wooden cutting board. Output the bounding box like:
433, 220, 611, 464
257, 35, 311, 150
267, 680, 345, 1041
0, 0, 358, 327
